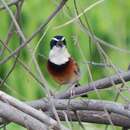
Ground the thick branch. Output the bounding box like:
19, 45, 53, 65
0, 94, 130, 128
29, 99, 130, 119
1, 70, 129, 128
49, 110, 130, 128
0, 101, 48, 130
56, 71, 130, 99
0, 91, 69, 130
28, 98, 130, 128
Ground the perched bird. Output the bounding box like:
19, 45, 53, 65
47, 35, 80, 87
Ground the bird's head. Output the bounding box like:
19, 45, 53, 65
49, 35, 70, 65
50, 35, 66, 49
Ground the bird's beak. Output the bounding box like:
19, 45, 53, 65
57, 41, 63, 47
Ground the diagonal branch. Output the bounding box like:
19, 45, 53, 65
0, 0, 21, 11
0, 101, 48, 130
0, 0, 26, 42
0, 91, 70, 130
56, 71, 130, 99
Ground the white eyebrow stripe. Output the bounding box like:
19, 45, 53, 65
52, 37, 59, 42
61, 37, 65, 41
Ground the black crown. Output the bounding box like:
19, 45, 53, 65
50, 35, 66, 49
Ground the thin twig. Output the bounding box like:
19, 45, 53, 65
54, 0, 104, 29
0, 0, 21, 11
0, 0, 26, 42
0, 1, 23, 88
0, 39, 46, 89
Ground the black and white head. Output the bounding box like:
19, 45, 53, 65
49, 35, 70, 65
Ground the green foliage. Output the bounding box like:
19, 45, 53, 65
0, 0, 130, 130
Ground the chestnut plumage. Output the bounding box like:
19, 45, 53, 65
47, 58, 80, 85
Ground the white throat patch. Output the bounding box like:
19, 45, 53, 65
49, 46, 70, 65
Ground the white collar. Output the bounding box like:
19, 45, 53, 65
49, 46, 70, 65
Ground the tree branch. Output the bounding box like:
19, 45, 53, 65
48, 110, 130, 128
56, 71, 130, 99
0, 92, 130, 128
0, 91, 69, 130
0, 0, 21, 11
0, 101, 48, 130
29, 99, 130, 119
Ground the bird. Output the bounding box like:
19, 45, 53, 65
47, 35, 80, 88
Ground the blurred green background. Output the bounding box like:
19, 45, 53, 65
0, 0, 130, 129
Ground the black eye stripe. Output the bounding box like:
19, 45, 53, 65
50, 40, 57, 49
